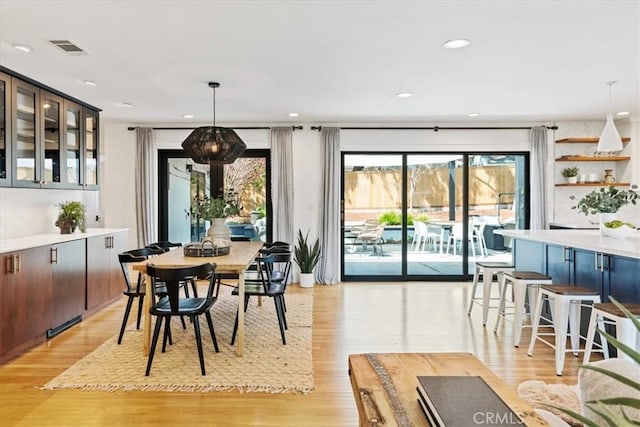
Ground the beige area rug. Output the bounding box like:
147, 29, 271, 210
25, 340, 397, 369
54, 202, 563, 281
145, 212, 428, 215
43, 287, 313, 393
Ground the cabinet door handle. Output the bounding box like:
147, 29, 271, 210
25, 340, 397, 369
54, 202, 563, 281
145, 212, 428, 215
594, 252, 599, 271
15, 254, 21, 273
562, 247, 570, 263
600, 253, 606, 272
51, 247, 58, 264
5, 255, 14, 274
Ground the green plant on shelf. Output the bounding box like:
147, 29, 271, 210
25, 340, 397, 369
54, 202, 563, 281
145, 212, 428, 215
570, 185, 639, 215
562, 166, 579, 178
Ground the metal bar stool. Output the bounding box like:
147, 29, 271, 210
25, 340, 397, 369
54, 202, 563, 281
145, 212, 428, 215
527, 285, 601, 376
467, 261, 514, 325
494, 271, 553, 347
583, 302, 640, 364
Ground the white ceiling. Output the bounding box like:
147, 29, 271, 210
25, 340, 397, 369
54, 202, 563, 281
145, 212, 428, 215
0, 0, 638, 126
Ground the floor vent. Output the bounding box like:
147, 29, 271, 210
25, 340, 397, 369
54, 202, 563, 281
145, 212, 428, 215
47, 315, 82, 339
49, 40, 87, 55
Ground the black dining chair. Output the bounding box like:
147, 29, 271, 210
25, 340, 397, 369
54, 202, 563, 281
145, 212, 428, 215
145, 262, 220, 376
117, 246, 166, 344
230, 252, 292, 345
146, 241, 199, 297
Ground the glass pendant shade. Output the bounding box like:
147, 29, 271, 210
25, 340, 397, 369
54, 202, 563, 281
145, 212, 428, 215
181, 81, 247, 164
597, 113, 623, 152
181, 126, 247, 164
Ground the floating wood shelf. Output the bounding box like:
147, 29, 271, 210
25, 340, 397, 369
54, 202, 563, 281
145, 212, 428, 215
556, 137, 631, 143
555, 182, 631, 187
556, 156, 630, 161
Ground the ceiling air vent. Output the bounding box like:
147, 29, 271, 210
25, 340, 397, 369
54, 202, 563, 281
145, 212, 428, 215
49, 40, 87, 55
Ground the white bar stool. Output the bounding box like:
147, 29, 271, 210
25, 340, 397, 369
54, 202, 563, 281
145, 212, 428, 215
467, 261, 514, 325
527, 285, 601, 376
494, 271, 553, 347
583, 302, 640, 364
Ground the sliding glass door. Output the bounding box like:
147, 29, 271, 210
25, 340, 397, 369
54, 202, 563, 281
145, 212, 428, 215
342, 152, 528, 281
343, 154, 403, 277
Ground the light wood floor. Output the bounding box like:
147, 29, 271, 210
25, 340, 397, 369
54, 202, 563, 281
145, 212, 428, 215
0, 282, 585, 426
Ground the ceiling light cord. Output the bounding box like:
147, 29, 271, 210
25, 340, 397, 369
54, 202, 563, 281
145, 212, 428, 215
212, 84, 216, 127
606, 80, 617, 115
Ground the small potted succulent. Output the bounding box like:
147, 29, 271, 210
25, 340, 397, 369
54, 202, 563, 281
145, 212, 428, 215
55, 200, 87, 234
562, 166, 579, 184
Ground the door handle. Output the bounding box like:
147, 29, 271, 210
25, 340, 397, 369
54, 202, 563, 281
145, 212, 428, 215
594, 252, 599, 271
51, 247, 58, 264
5, 255, 14, 274
15, 254, 21, 273
562, 247, 570, 263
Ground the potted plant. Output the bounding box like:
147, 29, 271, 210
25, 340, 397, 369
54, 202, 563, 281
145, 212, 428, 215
55, 200, 86, 234
570, 185, 639, 232
562, 166, 579, 184
293, 229, 321, 288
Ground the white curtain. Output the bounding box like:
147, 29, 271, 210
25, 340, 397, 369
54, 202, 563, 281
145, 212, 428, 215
316, 128, 340, 284
270, 127, 294, 244
135, 128, 157, 247
530, 126, 548, 230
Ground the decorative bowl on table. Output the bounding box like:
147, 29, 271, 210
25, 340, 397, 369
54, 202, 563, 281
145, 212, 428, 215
183, 237, 231, 257
602, 221, 637, 239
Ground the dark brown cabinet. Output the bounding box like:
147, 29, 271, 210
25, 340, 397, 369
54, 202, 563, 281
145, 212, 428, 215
86, 232, 125, 313
0, 246, 54, 362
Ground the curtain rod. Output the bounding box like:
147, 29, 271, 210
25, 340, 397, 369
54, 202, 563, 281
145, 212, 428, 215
127, 125, 304, 131
309, 125, 558, 131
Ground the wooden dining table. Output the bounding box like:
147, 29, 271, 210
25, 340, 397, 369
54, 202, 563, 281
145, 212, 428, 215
132, 241, 264, 356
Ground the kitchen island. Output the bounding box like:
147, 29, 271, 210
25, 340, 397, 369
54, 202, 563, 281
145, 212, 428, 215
497, 229, 640, 304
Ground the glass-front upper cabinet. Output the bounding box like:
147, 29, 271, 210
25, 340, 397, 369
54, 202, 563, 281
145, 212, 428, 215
0, 72, 11, 187
41, 91, 64, 188
12, 78, 41, 188
83, 108, 99, 188
63, 100, 82, 187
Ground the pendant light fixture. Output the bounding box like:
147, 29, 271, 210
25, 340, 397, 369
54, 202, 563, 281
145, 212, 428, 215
596, 81, 623, 153
181, 82, 247, 164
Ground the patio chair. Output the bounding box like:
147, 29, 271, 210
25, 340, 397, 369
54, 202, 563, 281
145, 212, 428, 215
411, 220, 429, 251
356, 222, 387, 255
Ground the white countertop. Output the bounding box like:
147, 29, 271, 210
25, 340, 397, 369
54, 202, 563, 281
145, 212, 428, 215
497, 229, 640, 259
0, 228, 128, 254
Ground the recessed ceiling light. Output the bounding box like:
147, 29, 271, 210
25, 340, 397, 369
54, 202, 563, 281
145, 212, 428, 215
467, 112, 480, 117
182, 114, 194, 119
83, 80, 97, 87
396, 92, 413, 98
443, 39, 470, 49
616, 111, 629, 116
13, 44, 33, 53
120, 102, 133, 108
288, 112, 299, 117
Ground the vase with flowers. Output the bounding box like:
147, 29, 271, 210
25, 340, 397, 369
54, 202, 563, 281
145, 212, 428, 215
570, 185, 639, 234
196, 189, 241, 242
